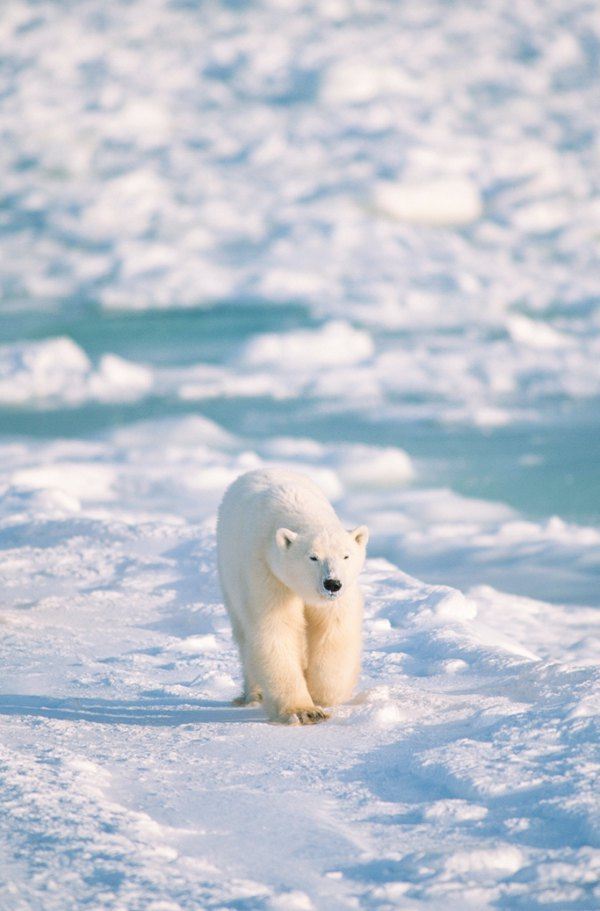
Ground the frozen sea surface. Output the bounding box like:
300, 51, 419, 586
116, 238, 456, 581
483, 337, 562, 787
0, 0, 599, 908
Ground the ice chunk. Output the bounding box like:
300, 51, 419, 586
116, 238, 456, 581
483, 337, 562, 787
444, 846, 523, 877
0, 338, 152, 407
507, 314, 570, 349
242, 322, 374, 369
374, 178, 483, 226
0, 337, 91, 405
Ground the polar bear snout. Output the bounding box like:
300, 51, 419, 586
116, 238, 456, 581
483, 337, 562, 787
323, 578, 342, 594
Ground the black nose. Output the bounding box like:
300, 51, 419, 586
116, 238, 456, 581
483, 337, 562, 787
324, 578, 342, 593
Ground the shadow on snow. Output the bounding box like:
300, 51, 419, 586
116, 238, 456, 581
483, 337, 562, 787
0, 694, 262, 726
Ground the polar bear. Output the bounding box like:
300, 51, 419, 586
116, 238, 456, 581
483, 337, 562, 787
216, 468, 368, 724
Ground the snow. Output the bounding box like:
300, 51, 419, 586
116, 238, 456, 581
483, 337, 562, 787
1, 418, 599, 909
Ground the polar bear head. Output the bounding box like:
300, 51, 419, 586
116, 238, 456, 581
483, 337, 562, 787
268, 524, 369, 606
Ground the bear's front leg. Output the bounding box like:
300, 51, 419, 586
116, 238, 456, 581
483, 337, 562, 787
305, 594, 363, 708
249, 605, 329, 725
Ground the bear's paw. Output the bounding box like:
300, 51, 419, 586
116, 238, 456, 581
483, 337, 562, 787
283, 706, 330, 725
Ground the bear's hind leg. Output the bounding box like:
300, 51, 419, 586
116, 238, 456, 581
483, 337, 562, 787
232, 686, 262, 707
232, 661, 263, 706
229, 613, 263, 706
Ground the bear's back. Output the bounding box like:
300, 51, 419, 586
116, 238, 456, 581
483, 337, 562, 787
218, 468, 339, 542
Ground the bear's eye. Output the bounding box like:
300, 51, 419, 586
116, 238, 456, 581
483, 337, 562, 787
344, 555, 350, 559
309, 555, 318, 561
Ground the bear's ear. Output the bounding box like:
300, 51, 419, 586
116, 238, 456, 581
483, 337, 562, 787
351, 525, 369, 547
276, 527, 298, 550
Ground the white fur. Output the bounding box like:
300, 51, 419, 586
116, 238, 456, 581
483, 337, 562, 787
216, 468, 368, 724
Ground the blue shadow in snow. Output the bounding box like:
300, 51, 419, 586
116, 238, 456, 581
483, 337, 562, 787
0, 694, 262, 726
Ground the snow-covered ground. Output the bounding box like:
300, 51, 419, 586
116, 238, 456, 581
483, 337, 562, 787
1, 0, 599, 908
1, 419, 599, 909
